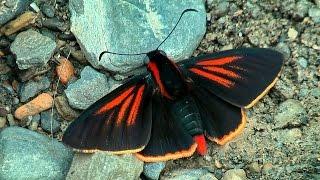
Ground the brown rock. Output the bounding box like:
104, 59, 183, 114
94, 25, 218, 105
0, 116, 7, 128
56, 57, 75, 85
55, 96, 79, 121
14, 93, 53, 120
0, 11, 37, 36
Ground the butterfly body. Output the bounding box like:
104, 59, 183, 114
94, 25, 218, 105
63, 48, 284, 162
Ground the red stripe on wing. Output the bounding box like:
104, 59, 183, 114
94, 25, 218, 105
127, 85, 145, 125
190, 68, 234, 88
196, 56, 241, 66
116, 94, 134, 125
202, 66, 241, 79
147, 61, 171, 99
95, 86, 135, 115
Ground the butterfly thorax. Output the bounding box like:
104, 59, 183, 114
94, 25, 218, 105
147, 50, 189, 99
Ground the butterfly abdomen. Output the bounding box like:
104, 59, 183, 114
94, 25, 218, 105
169, 96, 203, 136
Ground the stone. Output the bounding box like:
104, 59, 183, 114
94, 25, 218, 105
19, 76, 51, 102
69, 0, 206, 73
294, 0, 312, 19
275, 42, 291, 60
66, 152, 143, 180
40, 110, 61, 134
65, 66, 120, 110
273, 99, 308, 129
163, 168, 209, 180
6, 114, 16, 126
297, 57, 308, 68
55, 96, 79, 121
143, 162, 166, 180
0, 0, 33, 26
14, 93, 53, 120
56, 57, 75, 85
221, 169, 247, 180
288, 28, 298, 40
247, 162, 261, 173
275, 128, 302, 143
41, 3, 55, 18
199, 173, 218, 180
0, 116, 7, 128
0, 11, 37, 36
10, 29, 57, 70
262, 163, 273, 173
0, 127, 73, 179
308, 8, 320, 23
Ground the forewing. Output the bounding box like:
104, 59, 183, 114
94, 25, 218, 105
62, 75, 153, 154
135, 95, 197, 162
180, 48, 284, 108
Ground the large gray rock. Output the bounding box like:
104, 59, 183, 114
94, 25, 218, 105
10, 29, 56, 70
66, 152, 143, 180
65, 66, 120, 110
0, 127, 74, 180
0, 0, 33, 25
69, 0, 206, 73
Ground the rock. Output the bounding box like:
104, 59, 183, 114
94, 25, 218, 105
164, 168, 209, 180
221, 169, 247, 180
14, 93, 53, 120
29, 2, 41, 13
199, 173, 218, 180
308, 8, 320, 23
10, 29, 56, 70
297, 57, 308, 68
42, 17, 67, 32
6, 114, 16, 126
65, 66, 119, 110
275, 42, 291, 60
56, 57, 75, 85
29, 114, 40, 131
294, 0, 312, 19
262, 163, 273, 174
0, 11, 37, 36
273, 99, 308, 129
247, 162, 261, 173
40, 110, 61, 133
0, 0, 34, 26
55, 96, 79, 121
19, 76, 51, 102
66, 152, 143, 180
275, 128, 302, 143
0, 127, 73, 179
0, 116, 7, 128
143, 162, 166, 180
41, 3, 55, 18
288, 28, 298, 40
69, 0, 206, 73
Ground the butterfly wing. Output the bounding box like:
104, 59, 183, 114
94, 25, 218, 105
180, 48, 284, 108
62, 74, 153, 154
191, 86, 246, 145
135, 95, 197, 162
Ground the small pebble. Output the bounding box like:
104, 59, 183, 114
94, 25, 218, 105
247, 162, 261, 173
288, 28, 298, 40
262, 163, 273, 173
29, 114, 40, 131
41, 4, 55, 18
308, 8, 320, 23
14, 93, 53, 120
40, 110, 61, 133
222, 169, 247, 180
70, 48, 87, 64
0, 11, 37, 36
200, 173, 218, 180
56, 57, 75, 85
0, 116, 7, 128
42, 18, 66, 31
54, 96, 79, 121
7, 114, 16, 126
0, 106, 9, 117
215, 159, 223, 169
143, 162, 166, 180
297, 57, 308, 68
30, 2, 41, 13
19, 76, 51, 102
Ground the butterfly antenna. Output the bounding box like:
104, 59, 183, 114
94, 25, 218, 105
99, 8, 198, 61
156, 8, 198, 50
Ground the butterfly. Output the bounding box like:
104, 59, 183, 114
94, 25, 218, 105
62, 10, 284, 162
62, 47, 284, 162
